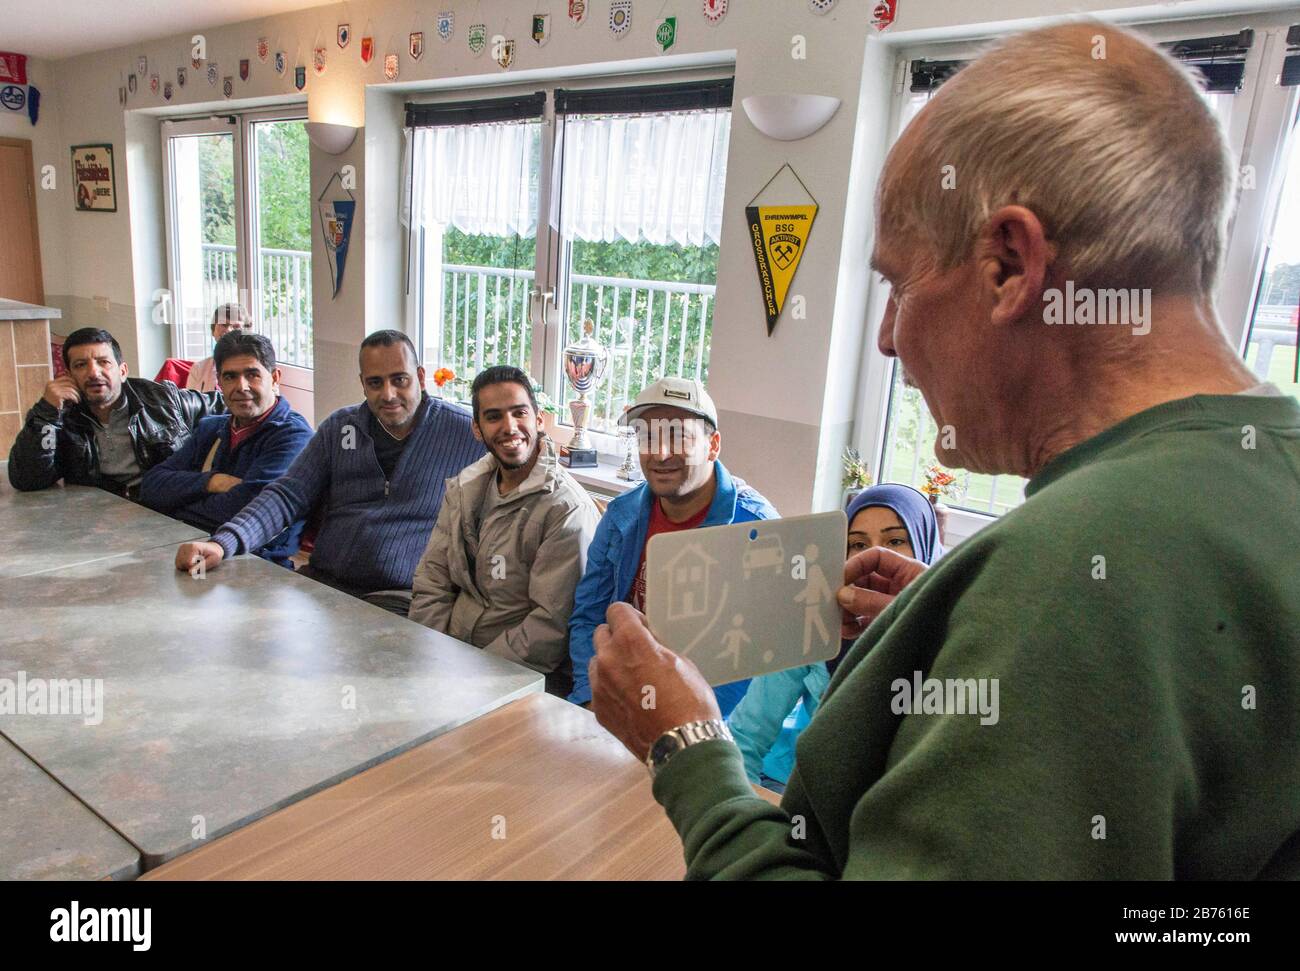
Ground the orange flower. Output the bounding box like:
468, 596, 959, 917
433, 367, 455, 387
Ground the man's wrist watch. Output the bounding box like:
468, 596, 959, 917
645, 719, 733, 778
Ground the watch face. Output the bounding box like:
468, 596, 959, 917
650, 732, 683, 766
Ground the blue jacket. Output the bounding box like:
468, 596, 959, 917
727, 662, 830, 786
211, 394, 485, 591
139, 396, 312, 564
567, 460, 778, 713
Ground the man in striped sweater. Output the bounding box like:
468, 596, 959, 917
175, 330, 485, 614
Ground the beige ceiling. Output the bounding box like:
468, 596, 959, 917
4, 0, 330, 60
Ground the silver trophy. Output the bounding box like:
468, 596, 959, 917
561, 319, 608, 467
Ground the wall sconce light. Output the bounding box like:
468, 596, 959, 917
304, 121, 359, 155
741, 94, 841, 141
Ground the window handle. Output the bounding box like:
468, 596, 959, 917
532, 288, 556, 325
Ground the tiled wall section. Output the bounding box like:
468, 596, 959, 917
0, 319, 53, 456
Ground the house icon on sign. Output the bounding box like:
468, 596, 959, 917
660, 543, 718, 621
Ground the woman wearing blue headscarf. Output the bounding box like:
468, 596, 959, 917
727, 484, 944, 791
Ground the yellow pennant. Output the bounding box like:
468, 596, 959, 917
746, 203, 817, 335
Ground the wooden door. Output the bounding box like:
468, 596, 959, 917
0, 138, 44, 305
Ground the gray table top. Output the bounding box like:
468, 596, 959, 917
0, 547, 543, 869
0, 474, 205, 579
0, 736, 140, 881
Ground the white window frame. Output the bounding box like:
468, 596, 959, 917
405, 66, 733, 460
853, 12, 1300, 543
161, 105, 313, 368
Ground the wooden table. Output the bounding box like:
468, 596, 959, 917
144, 693, 780, 880
0, 469, 204, 579
0, 735, 140, 880
0, 546, 543, 870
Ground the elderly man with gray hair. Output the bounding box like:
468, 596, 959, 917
586, 21, 1300, 879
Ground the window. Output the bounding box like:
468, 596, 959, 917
162, 110, 314, 370
404, 77, 732, 437
1241, 31, 1300, 406
867, 25, 1265, 521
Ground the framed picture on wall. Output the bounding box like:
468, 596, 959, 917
70, 143, 117, 212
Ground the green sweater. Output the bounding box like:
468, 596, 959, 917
653, 392, 1300, 879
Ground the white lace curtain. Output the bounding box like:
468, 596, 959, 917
402, 120, 540, 237
402, 108, 730, 246
559, 109, 730, 247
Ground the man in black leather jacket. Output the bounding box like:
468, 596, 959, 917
7, 327, 222, 500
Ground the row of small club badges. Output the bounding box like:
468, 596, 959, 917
118, 1, 885, 104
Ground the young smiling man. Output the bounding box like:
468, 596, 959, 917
7, 327, 220, 498
567, 376, 778, 715
140, 332, 312, 566
175, 330, 484, 614
409, 366, 601, 695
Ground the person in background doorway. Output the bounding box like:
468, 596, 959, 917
727, 484, 943, 791
187, 303, 252, 392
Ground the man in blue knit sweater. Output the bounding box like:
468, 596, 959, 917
142, 331, 312, 566
175, 330, 485, 614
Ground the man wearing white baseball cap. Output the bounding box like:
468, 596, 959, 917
567, 376, 779, 715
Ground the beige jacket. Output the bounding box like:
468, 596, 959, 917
409, 436, 600, 693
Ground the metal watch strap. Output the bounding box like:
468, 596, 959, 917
645, 719, 734, 778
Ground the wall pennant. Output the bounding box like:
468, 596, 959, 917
314, 46, 327, 75
136, 56, 147, 77
532, 14, 551, 46
337, 24, 351, 49
191, 54, 202, 70
568, 0, 588, 26
127, 73, 137, 95
275, 51, 287, 75
149, 73, 159, 95
871, 0, 897, 31
177, 67, 187, 87
207, 63, 219, 85
437, 12, 455, 42
318, 170, 356, 298
223, 75, 233, 99
409, 32, 424, 61
809, 0, 838, 13
257, 37, 270, 62
496, 39, 516, 70
163, 81, 173, 101
609, 0, 632, 38
746, 164, 819, 337
0, 51, 29, 84
295, 65, 306, 90
361, 36, 375, 63
655, 16, 677, 53
239, 59, 250, 82
384, 53, 399, 80
702, 0, 728, 25
468, 24, 487, 56
118, 85, 127, 106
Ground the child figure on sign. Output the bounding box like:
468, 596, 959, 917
717, 614, 751, 670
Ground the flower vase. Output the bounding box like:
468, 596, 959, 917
928, 493, 950, 545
